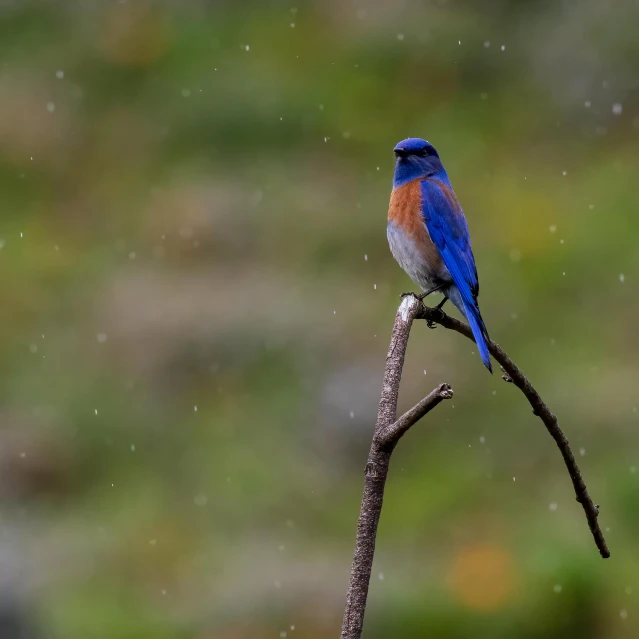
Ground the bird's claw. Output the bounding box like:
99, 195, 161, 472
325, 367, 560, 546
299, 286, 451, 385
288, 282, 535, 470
426, 319, 437, 329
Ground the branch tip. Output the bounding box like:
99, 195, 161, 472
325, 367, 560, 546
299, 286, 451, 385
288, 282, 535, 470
439, 383, 454, 399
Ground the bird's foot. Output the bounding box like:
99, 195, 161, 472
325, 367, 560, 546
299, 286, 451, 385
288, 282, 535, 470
426, 297, 448, 328
400, 289, 439, 301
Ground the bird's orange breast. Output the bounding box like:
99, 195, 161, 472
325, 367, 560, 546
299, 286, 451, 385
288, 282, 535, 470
388, 179, 442, 269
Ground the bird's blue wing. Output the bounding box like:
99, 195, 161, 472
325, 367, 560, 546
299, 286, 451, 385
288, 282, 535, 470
420, 177, 492, 373
419, 178, 478, 298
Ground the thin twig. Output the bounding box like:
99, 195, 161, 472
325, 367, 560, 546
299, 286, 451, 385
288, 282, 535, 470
340, 297, 453, 639
376, 383, 454, 446
417, 301, 610, 559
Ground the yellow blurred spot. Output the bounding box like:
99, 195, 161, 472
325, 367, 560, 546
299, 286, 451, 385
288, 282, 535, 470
100, 3, 170, 67
448, 544, 516, 611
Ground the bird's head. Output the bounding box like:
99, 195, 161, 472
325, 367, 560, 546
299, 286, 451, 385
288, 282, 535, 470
393, 138, 444, 187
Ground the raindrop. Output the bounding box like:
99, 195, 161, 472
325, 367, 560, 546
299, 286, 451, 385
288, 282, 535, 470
549, 503, 558, 511
619, 273, 625, 283
97, 333, 107, 343
554, 584, 562, 593
620, 609, 628, 620
549, 225, 557, 233
579, 447, 586, 456
46, 102, 55, 113
500, 44, 506, 50
612, 103, 623, 116
397, 33, 404, 41
364, 254, 368, 261
378, 572, 385, 580
479, 436, 485, 444
194, 493, 208, 506
484, 41, 490, 48
130, 444, 135, 452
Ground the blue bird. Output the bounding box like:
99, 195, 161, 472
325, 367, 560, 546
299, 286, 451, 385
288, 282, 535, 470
387, 138, 492, 372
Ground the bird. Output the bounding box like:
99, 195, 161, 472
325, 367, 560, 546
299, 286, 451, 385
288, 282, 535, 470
387, 137, 492, 372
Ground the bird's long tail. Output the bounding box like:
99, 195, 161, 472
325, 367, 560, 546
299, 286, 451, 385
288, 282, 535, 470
461, 299, 492, 373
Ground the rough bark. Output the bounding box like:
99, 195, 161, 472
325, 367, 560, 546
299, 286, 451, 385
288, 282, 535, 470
340, 297, 453, 638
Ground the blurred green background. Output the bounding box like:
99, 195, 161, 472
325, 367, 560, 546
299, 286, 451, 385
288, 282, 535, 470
1, 0, 638, 637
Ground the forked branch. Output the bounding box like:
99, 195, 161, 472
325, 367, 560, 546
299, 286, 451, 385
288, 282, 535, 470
340, 297, 453, 639
341, 295, 609, 639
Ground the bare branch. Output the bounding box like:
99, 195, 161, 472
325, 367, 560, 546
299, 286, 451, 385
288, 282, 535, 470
376, 383, 454, 447
417, 302, 610, 559
341, 294, 610, 639
340, 298, 452, 639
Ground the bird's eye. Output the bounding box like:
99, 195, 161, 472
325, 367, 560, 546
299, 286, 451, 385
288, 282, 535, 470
417, 146, 429, 157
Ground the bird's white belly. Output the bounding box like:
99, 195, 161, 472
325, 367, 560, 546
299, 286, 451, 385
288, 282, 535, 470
387, 223, 444, 291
